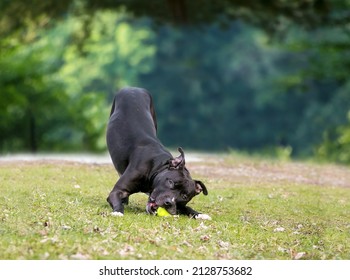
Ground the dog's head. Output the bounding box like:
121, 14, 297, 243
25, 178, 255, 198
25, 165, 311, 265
146, 148, 208, 215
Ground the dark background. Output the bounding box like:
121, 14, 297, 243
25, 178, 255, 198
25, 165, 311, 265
1, 0, 350, 163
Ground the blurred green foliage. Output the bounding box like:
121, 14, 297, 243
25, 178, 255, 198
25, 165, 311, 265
140, 22, 350, 162
1, 2, 350, 163
1, 12, 155, 152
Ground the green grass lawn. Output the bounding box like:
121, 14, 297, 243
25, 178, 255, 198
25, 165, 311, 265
0, 154, 349, 260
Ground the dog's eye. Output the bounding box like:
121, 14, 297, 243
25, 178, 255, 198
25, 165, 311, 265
182, 193, 188, 200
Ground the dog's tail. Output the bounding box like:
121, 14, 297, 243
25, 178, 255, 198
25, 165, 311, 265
109, 98, 116, 117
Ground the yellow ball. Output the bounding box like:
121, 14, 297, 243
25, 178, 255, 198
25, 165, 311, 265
156, 207, 171, 217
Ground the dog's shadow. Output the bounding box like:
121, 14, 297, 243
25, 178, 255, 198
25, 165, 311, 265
94, 198, 147, 216
125, 204, 147, 214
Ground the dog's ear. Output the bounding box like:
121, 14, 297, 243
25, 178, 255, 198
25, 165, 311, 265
169, 147, 185, 169
195, 180, 208, 195
167, 179, 175, 189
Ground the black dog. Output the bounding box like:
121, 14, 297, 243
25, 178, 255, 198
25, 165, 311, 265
106, 87, 210, 219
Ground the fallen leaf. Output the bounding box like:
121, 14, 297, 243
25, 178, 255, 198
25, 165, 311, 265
119, 245, 135, 256
278, 246, 288, 253
61, 225, 71, 230
40, 252, 50, 260
38, 229, 48, 236
194, 222, 209, 231
218, 240, 230, 249
71, 253, 90, 260
293, 252, 306, 260
182, 240, 193, 247
200, 235, 210, 241
93, 226, 101, 233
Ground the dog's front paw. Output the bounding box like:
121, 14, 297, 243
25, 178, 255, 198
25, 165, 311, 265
195, 214, 212, 220
110, 211, 124, 217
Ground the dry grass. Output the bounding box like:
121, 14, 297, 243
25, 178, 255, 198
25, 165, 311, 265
0, 153, 349, 260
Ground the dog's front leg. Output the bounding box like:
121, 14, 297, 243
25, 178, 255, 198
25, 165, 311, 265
177, 205, 212, 220
107, 186, 129, 216
107, 170, 141, 216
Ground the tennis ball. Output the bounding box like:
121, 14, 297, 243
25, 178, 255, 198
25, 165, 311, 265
156, 207, 171, 217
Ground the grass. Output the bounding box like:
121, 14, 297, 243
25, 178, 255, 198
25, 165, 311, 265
0, 154, 349, 260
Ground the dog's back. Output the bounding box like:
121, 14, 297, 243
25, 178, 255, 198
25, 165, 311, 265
109, 87, 156, 128
107, 87, 159, 173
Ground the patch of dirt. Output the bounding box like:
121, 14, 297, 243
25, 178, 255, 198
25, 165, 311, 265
1, 153, 350, 188
190, 156, 350, 188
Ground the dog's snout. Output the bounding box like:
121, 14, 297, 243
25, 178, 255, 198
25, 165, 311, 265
164, 200, 172, 206
162, 197, 177, 215
164, 197, 176, 207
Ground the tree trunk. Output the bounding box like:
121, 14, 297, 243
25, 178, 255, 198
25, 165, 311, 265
29, 110, 37, 152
